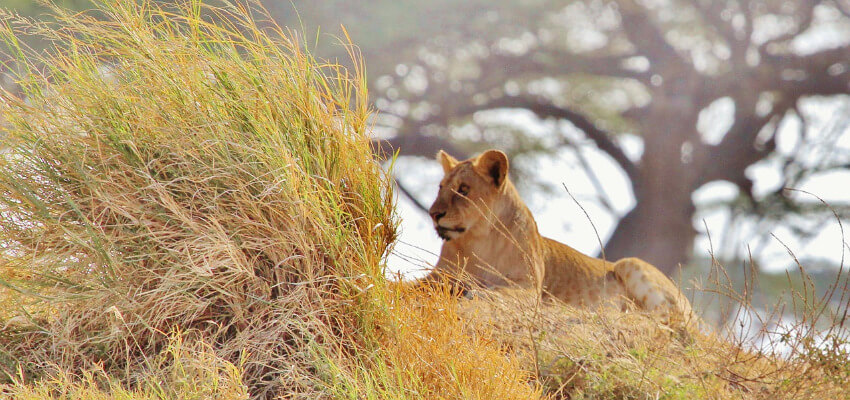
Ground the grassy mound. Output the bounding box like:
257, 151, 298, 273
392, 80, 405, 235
0, 1, 539, 398
459, 287, 849, 400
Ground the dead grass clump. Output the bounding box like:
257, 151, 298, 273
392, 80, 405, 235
0, 0, 394, 397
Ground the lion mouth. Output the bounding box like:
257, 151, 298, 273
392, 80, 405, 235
436, 226, 465, 240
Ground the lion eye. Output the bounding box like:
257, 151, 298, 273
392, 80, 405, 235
457, 183, 470, 196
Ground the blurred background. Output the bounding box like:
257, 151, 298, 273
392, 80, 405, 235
4, 0, 850, 322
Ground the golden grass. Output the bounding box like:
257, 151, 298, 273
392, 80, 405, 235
377, 283, 542, 400
4, 331, 249, 400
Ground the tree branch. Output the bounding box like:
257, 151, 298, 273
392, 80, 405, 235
759, 45, 850, 98
483, 50, 653, 84
616, 0, 693, 74
694, 0, 751, 66
395, 177, 429, 213
838, 0, 850, 19
372, 129, 468, 160
762, 44, 850, 72
702, 98, 792, 188
480, 96, 640, 185
375, 93, 640, 187
697, 37, 849, 191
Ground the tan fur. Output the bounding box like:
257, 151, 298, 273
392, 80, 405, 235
426, 149, 694, 323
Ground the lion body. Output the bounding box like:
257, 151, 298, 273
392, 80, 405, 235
427, 150, 694, 322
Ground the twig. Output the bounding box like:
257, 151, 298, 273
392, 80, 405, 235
394, 177, 429, 213
563, 183, 606, 262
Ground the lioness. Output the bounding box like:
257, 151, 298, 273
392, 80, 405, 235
426, 149, 694, 322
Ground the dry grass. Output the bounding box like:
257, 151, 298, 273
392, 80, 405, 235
377, 282, 542, 400
0, 1, 847, 399
0, 0, 392, 395
457, 280, 849, 400
3, 331, 249, 400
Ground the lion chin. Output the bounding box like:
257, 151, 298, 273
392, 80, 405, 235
435, 226, 464, 241
422, 148, 699, 328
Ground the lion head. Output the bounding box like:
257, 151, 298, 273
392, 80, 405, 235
428, 149, 509, 241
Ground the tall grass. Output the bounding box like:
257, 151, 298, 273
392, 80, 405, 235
0, 1, 543, 398
0, 0, 391, 395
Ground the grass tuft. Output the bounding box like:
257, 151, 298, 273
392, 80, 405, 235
5, 331, 249, 400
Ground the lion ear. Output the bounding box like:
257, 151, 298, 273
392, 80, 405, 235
473, 150, 509, 188
436, 150, 459, 173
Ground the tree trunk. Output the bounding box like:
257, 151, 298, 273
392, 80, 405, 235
602, 188, 697, 276
603, 95, 701, 276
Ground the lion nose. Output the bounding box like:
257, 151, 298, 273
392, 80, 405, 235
430, 211, 446, 222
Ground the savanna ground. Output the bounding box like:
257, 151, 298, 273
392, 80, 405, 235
0, 1, 848, 399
